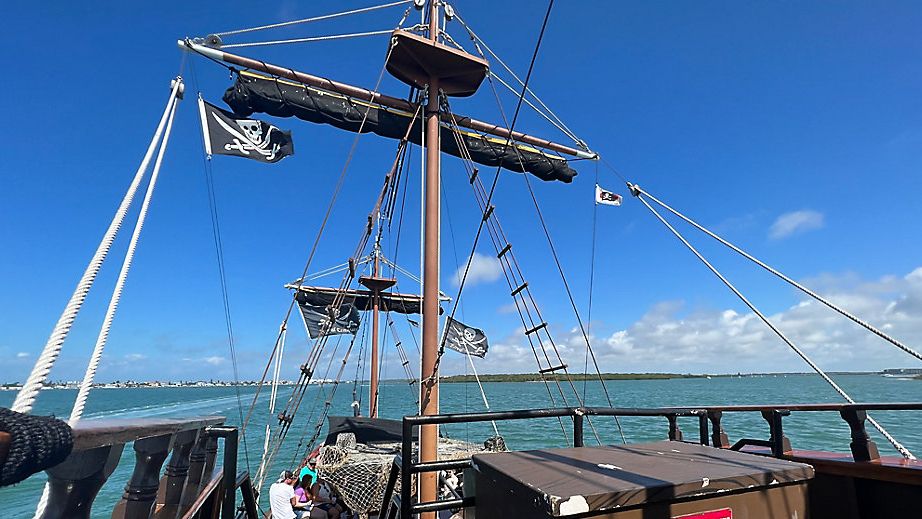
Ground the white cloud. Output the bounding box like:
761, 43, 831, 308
497, 302, 518, 315
16, 352, 29, 358
124, 353, 147, 361
769, 210, 824, 239
467, 267, 922, 375
204, 356, 227, 366
451, 252, 502, 287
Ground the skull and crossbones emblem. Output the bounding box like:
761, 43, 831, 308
236, 120, 264, 144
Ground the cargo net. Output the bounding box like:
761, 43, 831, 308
315, 432, 504, 517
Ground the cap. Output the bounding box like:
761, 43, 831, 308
308, 457, 317, 466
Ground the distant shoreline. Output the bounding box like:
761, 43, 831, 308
0, 371, 897, 390
439, 371, 881, 383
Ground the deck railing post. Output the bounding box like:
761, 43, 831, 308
154, 428, 198, 518
113, 433, 173, 519
760, 409, 792, 457
573, 411, 584, 448
178, 430, 210, 516
698, 413, 709, 445
707, 411, 730, 448
203, 433, 219, 479
400, 418, 413, 519
43, 444, 123, 519
667, 414, 683, 441
206, 425, 240, 519
839, 408, 881, 462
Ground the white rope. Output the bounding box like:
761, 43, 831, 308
33, 79, 181, 519
12, 80, 182, 415
214, 0, 413, 37
465, 354, 502, 440
256, 322, 287, 498
637, 185, 922, 364
69, 91, 179, 425
222, 29, 395, 49
633, 186, 916, 460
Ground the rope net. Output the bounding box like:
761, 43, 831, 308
313, 433, 500, 517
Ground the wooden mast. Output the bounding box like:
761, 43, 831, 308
419, 0, 441, 515
369, 253, 380, 418
358, 248, 396, 419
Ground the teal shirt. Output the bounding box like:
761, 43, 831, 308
298, 466, 317, 487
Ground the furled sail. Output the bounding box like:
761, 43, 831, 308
293, 286, 442, 315
223, 71, 577, 183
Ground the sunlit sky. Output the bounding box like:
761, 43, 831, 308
2, 1, 921, 384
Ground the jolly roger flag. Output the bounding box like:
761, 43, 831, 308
443, 317, 489, 358
595, 184, 623, 206
198, 97, 294, 163
298, 302, 361, 339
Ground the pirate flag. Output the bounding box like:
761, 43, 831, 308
595, 184, 622, 206
198, 97, 294, 163
443, 317, 489, 358
299, 302, 361, 339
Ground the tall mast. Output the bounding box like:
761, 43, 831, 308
369, 251, 380, 418
419, 0, 441, 515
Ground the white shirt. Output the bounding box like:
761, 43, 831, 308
269, 481, 297, 519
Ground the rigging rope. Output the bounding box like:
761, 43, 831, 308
221, 29, 396, 49
584, 162, 600, 404
429, 0, 611, 445
12, 79, 182, 415
633, 184, 922, 364
256, 88, 423, 482
630, 184, 915, 460
518, 161, 626, 444
441, 110, 571, 440
69, 88, 179, 424
456, 21, 627, 443
453, 8, 586, 149
34, 79, 182, 519
239, 21, 409, 440
203, 122, 253, 474
214, 0, 413, 37
441, 174, 501, 438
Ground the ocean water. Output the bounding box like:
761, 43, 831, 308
2, 374, 921, 518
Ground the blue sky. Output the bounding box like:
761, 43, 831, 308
1, 1, 921, 383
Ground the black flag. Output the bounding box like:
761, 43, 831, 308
198, 97, 294, 163
298, 302, 361, 339
443, 317, 489, 358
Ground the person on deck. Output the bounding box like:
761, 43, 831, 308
298, 457, 319, 488
311, 473, 346, 519
269, 470, 310, 519
294, 473, 314, 513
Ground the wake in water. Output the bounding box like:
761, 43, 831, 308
82, 390, 282, 421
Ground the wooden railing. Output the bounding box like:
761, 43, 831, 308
390, 403, 922, 518
39, 416, 258, 519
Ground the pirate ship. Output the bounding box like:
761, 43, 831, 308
4, 1, 922, 518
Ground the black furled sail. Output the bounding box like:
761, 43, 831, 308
223, 71, 577, 183
294, 286, 437, 315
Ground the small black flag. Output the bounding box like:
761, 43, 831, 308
443, 317, 489, 358
198, 97, 294, 163
298, 302, 361, 339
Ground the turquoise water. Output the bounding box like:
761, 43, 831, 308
2, 374, 921, 517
